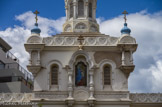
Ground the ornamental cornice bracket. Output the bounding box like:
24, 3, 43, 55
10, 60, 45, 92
90, 65, 99, 71
66, 98, 75, 107
24, 43, 45, 52
27, 65, 42, 77
117, 44, 138, 52
87, 99, 96, 107
119, 65, 135, 78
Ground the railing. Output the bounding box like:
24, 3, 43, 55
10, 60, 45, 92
4, 51, 34, 81
0, 63, 33, 81
0, 76, 33, 89
6, 51, 19, 63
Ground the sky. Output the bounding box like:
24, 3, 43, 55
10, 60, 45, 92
0, 0, 162, 93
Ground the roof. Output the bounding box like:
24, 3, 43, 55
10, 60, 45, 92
0, 37, 12, 52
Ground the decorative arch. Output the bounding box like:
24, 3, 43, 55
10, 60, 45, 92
99, 59, 116, 70
46, 60, 63, 90
68, 51, 94, 87
99, 59, 116, 87
69, 50, 94, 69
64, 24, 72, 32
75, 23, 87, 29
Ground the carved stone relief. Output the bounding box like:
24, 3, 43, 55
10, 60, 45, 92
130, 93, 162, 103
43, 36, 119, 46
90, 25, 98, 32
118, 35, 136, 44
64, 24, 72, 32
0, 93, 33, 102
74, 90, 89, 100
27, 35, 42, 43
34, 92, 68, 99
75, 23, 87, 29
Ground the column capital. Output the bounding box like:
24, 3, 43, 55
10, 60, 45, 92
85, 2, 89, 6
90, 65, 98, 71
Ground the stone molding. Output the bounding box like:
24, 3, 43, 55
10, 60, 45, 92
1, 93, 162, 103
130, 93, 162, 103
34, 92, 68, 100
43, 36, 119, 46
0, 93, 32, 102
94, 92, 129, 100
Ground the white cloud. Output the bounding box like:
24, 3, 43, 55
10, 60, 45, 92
0, 11, 66, 68
15, 11, 66, 36
98, 10, 162, 92
0, 10, 162, 92
129, 60, 162, 93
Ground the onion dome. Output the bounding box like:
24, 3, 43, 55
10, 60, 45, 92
121, 23, 131, 35
31, 23, 41, 34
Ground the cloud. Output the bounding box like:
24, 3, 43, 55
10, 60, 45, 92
129, 60, 162, 93
98, 10, 162, 92
0, 11, 66, 68
0, 10, 162, 92
15, 11, 66, 36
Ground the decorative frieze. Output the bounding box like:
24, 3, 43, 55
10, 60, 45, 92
94, 92, 129, 100
130, 93, 162, 103
34, 92, 68, 100
43, 36, 118, 46
0, 93, 33, 103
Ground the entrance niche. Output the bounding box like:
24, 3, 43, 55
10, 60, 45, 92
74, 55, 88, 87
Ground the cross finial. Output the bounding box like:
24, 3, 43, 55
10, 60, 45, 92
34, 10, 40, 24
122, 10, 128, 23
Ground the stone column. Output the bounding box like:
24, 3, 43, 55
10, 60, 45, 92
89, 65, 97, 100
65, 5, 68, 20
88, 66, 96, 107
37, 50, 41, 65
130, 50, 133, 64
92, 7, 96, 20
66, 66, 74, 99
89, 70, 95, 99
29, 50, 32, 65
73, 1, 77, 19
85, 2, 89, 19
122, 50, 125, 65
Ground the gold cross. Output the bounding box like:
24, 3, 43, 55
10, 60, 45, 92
122, 10, 128, 23
34, 10, 40, 23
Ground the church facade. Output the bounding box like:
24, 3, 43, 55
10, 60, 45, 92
0, 0, 162, 107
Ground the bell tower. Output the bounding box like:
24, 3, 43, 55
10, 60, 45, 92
63, 0, 99, 33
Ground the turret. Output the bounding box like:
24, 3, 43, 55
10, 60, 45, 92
63, 0, 99, 33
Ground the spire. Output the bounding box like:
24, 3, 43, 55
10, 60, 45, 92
121, 10, 131, 35
31, 10, 41, 35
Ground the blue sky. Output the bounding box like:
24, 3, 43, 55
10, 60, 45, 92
0, 0, 162, 93
0, 0, 162, 30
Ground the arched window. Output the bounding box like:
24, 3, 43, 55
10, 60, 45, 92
75, 61, 87, 86
89, 2, 92, 18
51, 65, 58, 85
78, 0, 84, 17
103, 65, 111, 85
70, 2, 73, 18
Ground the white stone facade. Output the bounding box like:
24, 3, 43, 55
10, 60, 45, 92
1, 0, 162, 107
